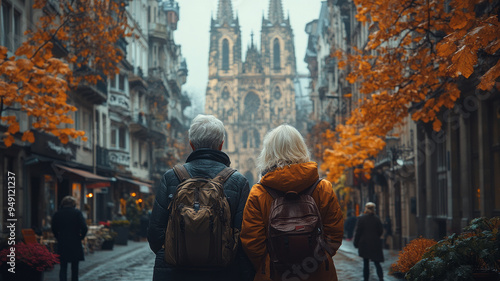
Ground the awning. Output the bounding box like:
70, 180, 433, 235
86, 182, 111, 189
116, 176, 152, 193
54, 164, 112, 182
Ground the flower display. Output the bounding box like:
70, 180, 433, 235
389, 237, 437, 278
0, 243, 59, 272
407, 217, 500, 281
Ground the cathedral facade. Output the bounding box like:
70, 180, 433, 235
205, 0, 297, 185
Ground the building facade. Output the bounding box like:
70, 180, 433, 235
0, 0, 190, 241
306, 0, 500, 250
205, 0, 297, 184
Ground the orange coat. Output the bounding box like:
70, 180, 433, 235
241, 162, 344, 281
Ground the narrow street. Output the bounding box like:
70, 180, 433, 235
44, 240, 401, 281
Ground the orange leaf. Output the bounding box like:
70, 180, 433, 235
433, 119, 442, 132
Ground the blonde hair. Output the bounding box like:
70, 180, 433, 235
364, 202, 376, 214
257, 124, 310, 174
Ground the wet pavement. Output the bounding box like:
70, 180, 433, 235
43, 239, 401, 280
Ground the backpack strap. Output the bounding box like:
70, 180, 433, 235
212, 167, 236, 185
261, 184, 284, 199
173, 164, 191, 182
302, 178, 323, 196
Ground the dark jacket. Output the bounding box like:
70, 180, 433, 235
52, 206, 88, 262
148, 148, 254, 281
353, 213, 384, 262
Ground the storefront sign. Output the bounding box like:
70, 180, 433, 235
31, 132, 77, 160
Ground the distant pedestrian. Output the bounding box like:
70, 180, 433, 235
52, 196, 88, 281
148, 114, 254, 281
354, 202, 384, 281
344, 209, 357, 241
383, 216, 393, 249
241, 124, 344, 281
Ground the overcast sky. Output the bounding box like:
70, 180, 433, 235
175, 0, 323, 112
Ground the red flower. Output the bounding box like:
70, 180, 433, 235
0, 243, 59, 272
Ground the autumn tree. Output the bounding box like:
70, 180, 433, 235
0, 0, 132, 147
306, 121, 336, 164
323, 0, 500, 182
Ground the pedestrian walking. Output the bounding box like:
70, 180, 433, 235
241, 124, 344, 281
353, 202, 384, 281
148, 114, 254, 281
344, 209, 357, 241
51, 196, 88, 281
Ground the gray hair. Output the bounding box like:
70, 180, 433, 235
188, 114, 225, 150
61, 196, 77, 208
257, 124, 310, 174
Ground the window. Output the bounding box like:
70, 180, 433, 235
2, 2, 12, 50
119, 74, 125, 91
222, 39, 229, 70
119, 127, 127, 149
244, 92, 260, 121
273, 38, 281, 70
221, 87, 230, 99
1, 1, 22, 51
111, 126, 128, 150
111, 127, 117, 148
273, 87, 281, 100
82, 110, 92, 148
102, 113, 107, 147
95, 110, 100, 146
13, 9, 20, 49
436, 135, 447, 217
110, 74, 116, 89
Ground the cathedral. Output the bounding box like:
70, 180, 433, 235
205, 0, 298, 185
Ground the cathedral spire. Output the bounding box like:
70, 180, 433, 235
217, 0, 234, 25
268, 0, 284, 25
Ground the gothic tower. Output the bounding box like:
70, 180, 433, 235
205, 0, 297, 185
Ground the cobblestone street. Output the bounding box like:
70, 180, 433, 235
43, 239, 401, 281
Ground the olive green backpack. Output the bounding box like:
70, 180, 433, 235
164, 164, 239, 269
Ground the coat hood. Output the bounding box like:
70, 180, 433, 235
259, 162, 320, 193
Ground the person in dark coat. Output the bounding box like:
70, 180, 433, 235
354, 202, 384, 281
344, 209, 357, 240
148, 114, 254, 281
52, 196, 88, 281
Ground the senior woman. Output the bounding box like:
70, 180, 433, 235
241, 124, 344, 281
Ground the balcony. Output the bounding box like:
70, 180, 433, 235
108, 93, 131, 114
130, 112, 148, 134
96, 146, 111, 168
74, 66, 108, 105
108, 149, 130, 166
148, 118, 166, 135
149, 22, 168, 41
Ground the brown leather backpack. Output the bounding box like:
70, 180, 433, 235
164, 164, 239, 269
263, 179, 334, 275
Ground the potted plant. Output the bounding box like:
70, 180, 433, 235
0, 242, 60, 281
389, 237, 437, 279
100, 228, 117, 250
111, 219, 130, 245
407, 217, 500, 281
